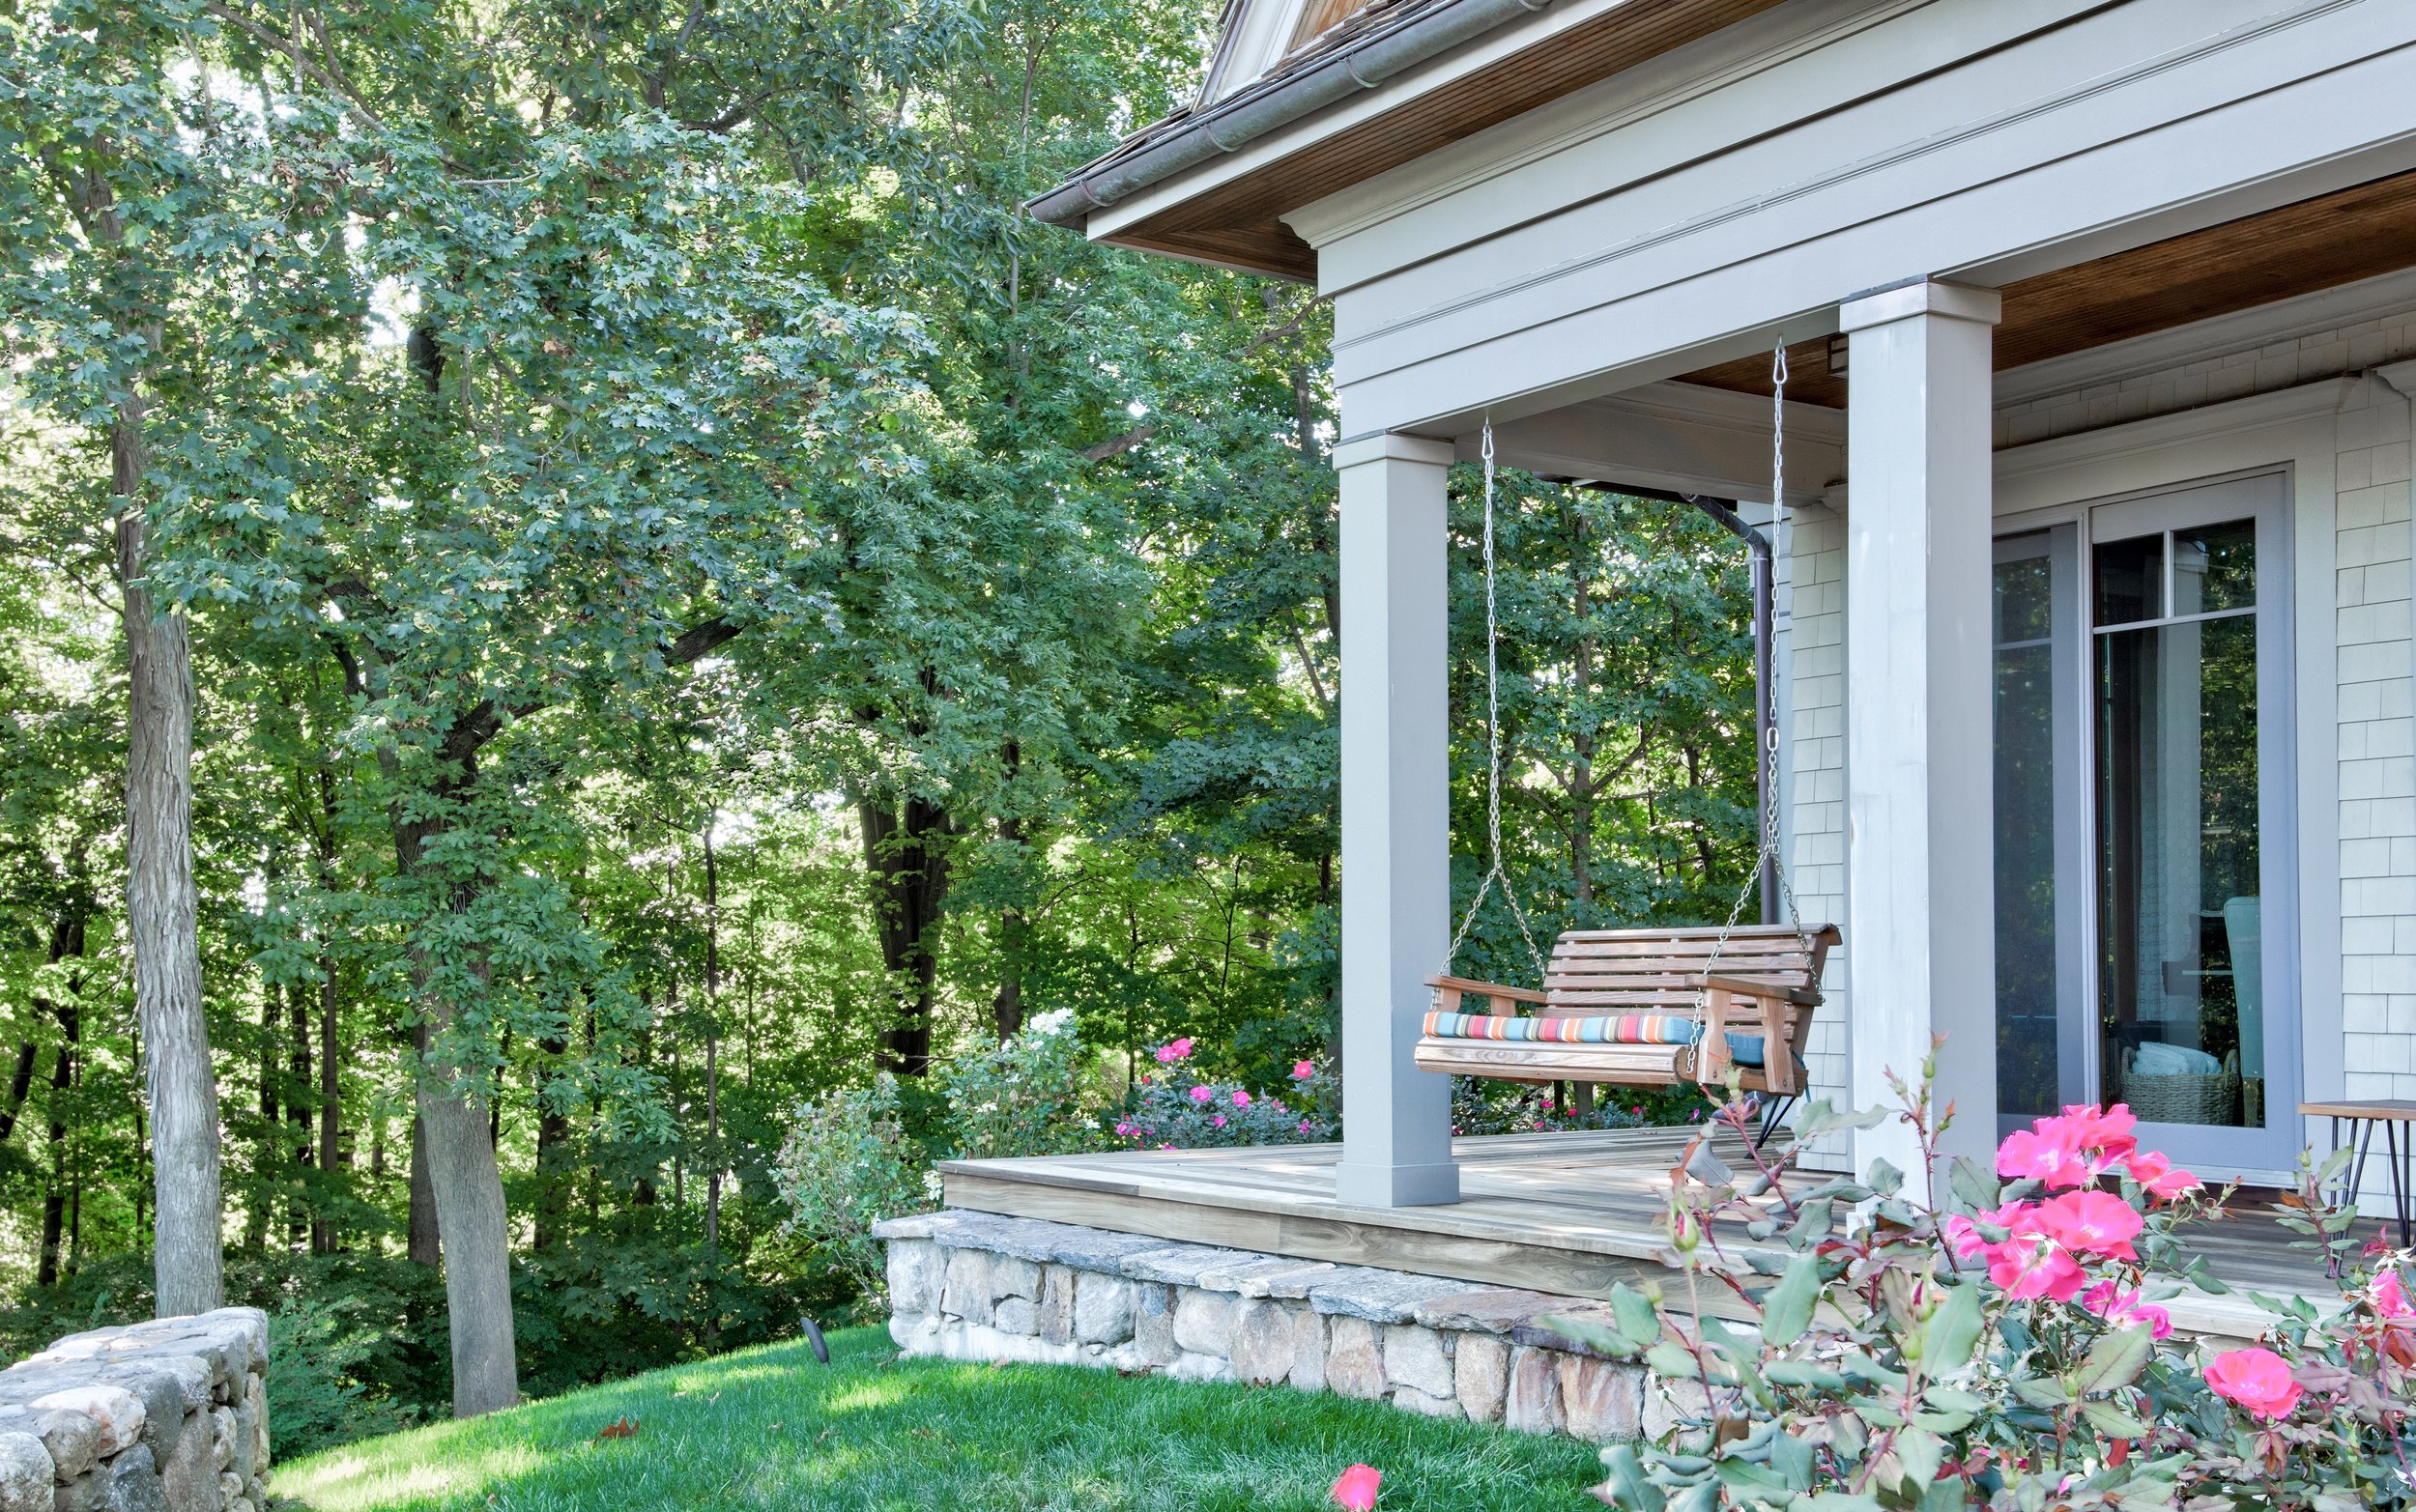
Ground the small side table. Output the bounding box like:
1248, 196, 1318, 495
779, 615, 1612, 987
2299, 1099, 2416, 1250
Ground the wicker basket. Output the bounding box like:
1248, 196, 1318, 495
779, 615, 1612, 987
2119, 1047, 2240, 1127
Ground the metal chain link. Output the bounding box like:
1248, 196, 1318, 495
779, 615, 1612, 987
1443, 417, 1550, 984
1699, 344, 1811, 997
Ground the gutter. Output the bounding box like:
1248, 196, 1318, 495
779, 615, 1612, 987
1027, 0, 1557, 228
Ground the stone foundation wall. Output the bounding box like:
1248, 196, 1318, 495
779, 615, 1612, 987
0, 1308, 270, 1512
877, 1211, 1666, 1442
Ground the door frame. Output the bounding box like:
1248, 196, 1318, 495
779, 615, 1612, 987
1990, 379, 2348, 1181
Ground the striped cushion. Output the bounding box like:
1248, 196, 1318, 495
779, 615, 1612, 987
1422, 1011, 1767, 1068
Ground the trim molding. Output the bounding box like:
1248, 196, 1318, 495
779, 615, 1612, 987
1994, 377, 2354, 480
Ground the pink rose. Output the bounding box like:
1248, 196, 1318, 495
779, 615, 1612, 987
1293, 1060, 1315, 1079
1941, 1202, 2028, 1263
1167, 1037, 1194, 1060
2123, 1149, 2201, 1203
1189, 1085, 1212, 1103
1154, 1043, 1178, 1064
1212, 1115, 1226, 1127
1331, 1464, 1381, 1511
2204, 1347, 2303, 1421
1300, 1120, 1312, 1133
2058, 1103, 2140, 1158
1986, 1232, 2086, 1302
2375, 1270, 2413, 1320
1232, 1089, 1251, 1107
1997, 1125, 2091, 1189
2082, 1281, 2172, 1340
2032, 1189, 2144, 1261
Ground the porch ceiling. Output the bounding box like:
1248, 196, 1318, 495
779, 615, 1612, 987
1681, 167, 2416, 409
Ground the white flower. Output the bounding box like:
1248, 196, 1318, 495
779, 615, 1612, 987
922, 1169, 946, 1202
1028, 1007, 1076, 1038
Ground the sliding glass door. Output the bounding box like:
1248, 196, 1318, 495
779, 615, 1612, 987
1991, 474, 2296, 1172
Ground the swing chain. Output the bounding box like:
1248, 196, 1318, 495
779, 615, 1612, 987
1700, 344, 1810, 995
1443, 417, 1550, 984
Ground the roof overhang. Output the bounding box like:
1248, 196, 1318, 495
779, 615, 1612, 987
1030, 0, 1789, 280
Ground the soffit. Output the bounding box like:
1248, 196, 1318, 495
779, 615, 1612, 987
1678, 168, 2416, 409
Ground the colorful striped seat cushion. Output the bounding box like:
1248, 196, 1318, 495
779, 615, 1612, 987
1422, 1010, 1767, 1067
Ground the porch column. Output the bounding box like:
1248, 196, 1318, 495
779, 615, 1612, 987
1334, 431, 1460, 1208
1840, 280, 2000, 1186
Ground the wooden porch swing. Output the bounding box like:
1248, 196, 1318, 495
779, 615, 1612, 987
1414, 349, 1841, 1106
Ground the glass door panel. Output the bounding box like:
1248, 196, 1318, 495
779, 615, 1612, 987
2094, 524, 2263, 1130
1994, 530, 2085, 1126
1995, 474, 2293, 1173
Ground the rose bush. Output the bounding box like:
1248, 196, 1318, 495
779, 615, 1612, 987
1550, 1046, 2415, 1510
1113, 1037, 1337, 1150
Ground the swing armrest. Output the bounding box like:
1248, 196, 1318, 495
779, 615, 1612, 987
1425, 975, 1549, 1013
1695, 973, 1819, 1008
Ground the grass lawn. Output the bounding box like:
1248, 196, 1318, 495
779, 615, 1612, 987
273, 1326, 1605, 1510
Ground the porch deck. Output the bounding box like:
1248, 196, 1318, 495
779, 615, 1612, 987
940, 1126, 2346, 1341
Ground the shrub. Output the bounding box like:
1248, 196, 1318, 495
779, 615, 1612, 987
1449, 1075, 1670, 1136
939, 1008, 1114, 1159
267, 1294, 422, 1458
769, 1073, 935, 1301
1551, 1051, 2416, 1510
1112, 1039, 1337, 1149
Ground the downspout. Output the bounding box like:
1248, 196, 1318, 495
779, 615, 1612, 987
1027, 0, 1558, 225
1584, 483, 1777, 926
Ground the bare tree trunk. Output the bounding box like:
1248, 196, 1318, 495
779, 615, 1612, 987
858, 793, 953, 1074
290, 982, 313, 1246
36, 998, 75, 1287
394, 803, 520, 1417
314, 955, 340, 1254
117, 412, 223, 1317
703, 820, 723, 1267
406, 1022, 441, 1267
0, 1042, 36, 1143
245, 994, 275, 1253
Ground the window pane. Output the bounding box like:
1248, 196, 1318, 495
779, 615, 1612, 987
1995, 556, 2054, 644
1996, 633, 2059, 1118
2096, 614, 2262, 1127
2172, 519, 2256, 614
2093, 534, 2162, 626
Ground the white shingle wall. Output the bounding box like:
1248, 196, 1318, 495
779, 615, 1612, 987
1777, 500, 1852, 1167
1784, 319, 2416, 1182
2332, 374, 2416, 1116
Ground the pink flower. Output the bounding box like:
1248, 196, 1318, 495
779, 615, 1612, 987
2123, 1149, 2201, 1203
1232, 1089, 1251, 1108
1331, 1464, 1382, 1510
1189, 1085, 1213, 1103
2082, 1281, 2172, 1340
2375, 1270, 2413, 1320
1300, 1120, 1313, 1133
1168, 1037, 1194, 1059
2204, 1348, 2303, 1421
1293, 1060, 1316, 1079
1115, 1122, 1134, 1136
1997, 1125, 2091, 1188
1941, 1202, 2028, 1263
2032, 1189, 2144, 1261
2058, 1103, 2140, 1159
1212, 1115, 1226, 1127
1986, 1232, 2086, 1302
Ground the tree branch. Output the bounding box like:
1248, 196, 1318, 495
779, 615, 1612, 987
1079, 423, 1157, 464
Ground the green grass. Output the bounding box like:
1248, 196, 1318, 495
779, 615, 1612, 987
273, 1327, 1603, 1510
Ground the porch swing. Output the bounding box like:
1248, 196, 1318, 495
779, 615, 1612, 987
1412, 347, 1842, 1110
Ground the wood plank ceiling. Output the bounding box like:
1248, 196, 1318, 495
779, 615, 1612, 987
1680, 169, 2416, 408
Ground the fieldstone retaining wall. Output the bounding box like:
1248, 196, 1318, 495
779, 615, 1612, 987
0, 1308, 270, 1512
877, 1211, 1669, 1443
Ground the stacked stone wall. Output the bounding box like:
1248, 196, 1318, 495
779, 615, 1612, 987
0, 1308, 270, 1512
877, 1212, 1668, 1442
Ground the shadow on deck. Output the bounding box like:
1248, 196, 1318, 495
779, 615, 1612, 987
941, 1126, 2352, 1341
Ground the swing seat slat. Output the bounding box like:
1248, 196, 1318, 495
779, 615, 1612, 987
1415, 923, 1841, 1096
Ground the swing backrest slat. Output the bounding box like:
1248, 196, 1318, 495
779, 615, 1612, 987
1536, 924, 1839, 1019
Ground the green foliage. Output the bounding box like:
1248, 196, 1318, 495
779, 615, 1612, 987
939, 1011, 1118, 1160
1114, 1038, 1337, 1150
769, 1075, 936, 1304
1560, 1073, 2416, 1510
268, 1294, 425, 1459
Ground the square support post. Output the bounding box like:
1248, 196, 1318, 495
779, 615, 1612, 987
1840, 280, 2001, 1189
1334, 431, 1460, 1208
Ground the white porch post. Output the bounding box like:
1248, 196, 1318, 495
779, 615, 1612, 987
1840, 280, 2000, 1186
1334, 431, 1460, 1208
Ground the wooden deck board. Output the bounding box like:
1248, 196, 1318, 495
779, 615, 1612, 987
941, 1127, 2356, 1334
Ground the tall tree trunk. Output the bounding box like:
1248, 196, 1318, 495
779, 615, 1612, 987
290, 981, 313, 1246
0, 1042, 36, 1143
314, 952, 341, 1254
992, 744, 1026, 1041
117, 408, 222, 1317
703, 820, 723, 1269
35, 998, 76, 1287
393, 802, 519, 1416
246, 994, 276, 1253
858, 793, 953, 1074
406, 1024, 441, 1267
532, 1031, 569, 1253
